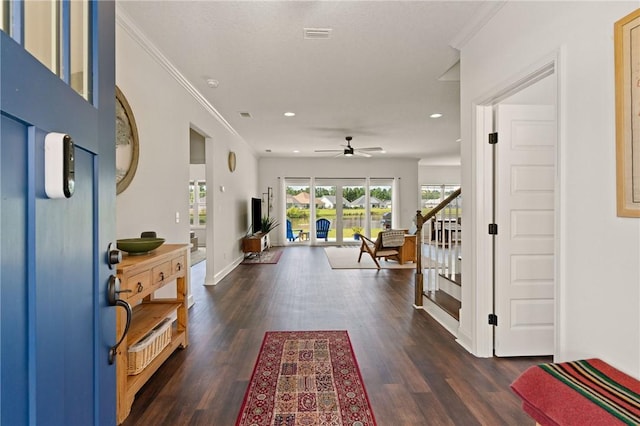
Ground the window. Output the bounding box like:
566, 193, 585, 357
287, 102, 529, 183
286, 180, 312, 241
69, 0, 92, 100
313, 181, 337, 243
1, 1, 9, 33
369, 179, 393, 234
421, 184, 460, 215
4, 0, 93, 102
341, 181, 365, 241
189, 180, 207, 226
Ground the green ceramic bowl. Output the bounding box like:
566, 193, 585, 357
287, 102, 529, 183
117, 238, 165, 255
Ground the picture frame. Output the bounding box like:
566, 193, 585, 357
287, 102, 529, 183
115, 86, 139, 195
615, 9, 640, 217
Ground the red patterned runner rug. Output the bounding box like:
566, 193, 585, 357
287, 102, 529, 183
236, 330, 377, 426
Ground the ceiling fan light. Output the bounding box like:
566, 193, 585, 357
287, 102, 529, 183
344, 147, 354, 156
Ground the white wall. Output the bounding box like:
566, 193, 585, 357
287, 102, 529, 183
460, 2, 640, 375
115, 11, 259, 288
418, 165, 460, 185
259, 157, 420, 245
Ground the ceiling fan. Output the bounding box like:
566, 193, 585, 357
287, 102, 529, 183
314, 136, 383, 158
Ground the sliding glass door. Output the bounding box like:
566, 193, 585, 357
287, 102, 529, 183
314, 178, 371, 245
342, 181, 366, 242
285, 179, 312, 243
369, 179, 393, 237
313, 181, 338, 244
284, 177, 396, 245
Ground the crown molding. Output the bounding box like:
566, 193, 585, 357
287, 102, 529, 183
449, 1, 507, 50
115, 5, 239, 137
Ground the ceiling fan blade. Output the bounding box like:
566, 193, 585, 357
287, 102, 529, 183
315, 136, 383, 157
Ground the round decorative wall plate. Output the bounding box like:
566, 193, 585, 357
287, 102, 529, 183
228, 151, 236, 172
115, 86, 139, 195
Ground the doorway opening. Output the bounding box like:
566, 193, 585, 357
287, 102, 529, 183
475, 60, 559, 357
189, 128, 207, 266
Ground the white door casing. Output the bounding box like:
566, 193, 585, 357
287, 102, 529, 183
494, 104, 556, 356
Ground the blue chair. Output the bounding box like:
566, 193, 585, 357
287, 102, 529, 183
286, 219, 298, 242
316, 218, 331, 241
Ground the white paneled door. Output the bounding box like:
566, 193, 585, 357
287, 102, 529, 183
494, 104, 556, 356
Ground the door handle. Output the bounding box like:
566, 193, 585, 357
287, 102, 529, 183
107, 275, 132, 365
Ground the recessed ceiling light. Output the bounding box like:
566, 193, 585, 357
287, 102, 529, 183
455, 138, 462, 142
430, 113, 443, 118
293, 150, 300, 153
284, 112, 296, 117
206, 78, 219, 88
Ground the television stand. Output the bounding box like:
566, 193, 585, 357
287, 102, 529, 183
243, 233, 268, 255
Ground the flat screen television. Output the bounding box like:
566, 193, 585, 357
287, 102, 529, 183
251, 197, 262, 234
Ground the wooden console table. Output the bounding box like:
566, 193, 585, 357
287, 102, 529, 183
115, 244, 189, 424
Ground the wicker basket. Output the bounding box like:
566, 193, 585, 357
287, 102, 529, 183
127, 318, 172, 375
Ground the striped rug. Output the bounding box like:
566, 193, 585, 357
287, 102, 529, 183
511, 358, 640, 425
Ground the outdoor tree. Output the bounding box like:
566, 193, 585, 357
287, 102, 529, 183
371, 187, 391, 201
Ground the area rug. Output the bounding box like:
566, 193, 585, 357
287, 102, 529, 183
324, 247, 439, 270
241, 248, 283, 265
235, 330, 377, 426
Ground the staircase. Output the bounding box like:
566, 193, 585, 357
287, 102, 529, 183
431, 273, 461, 319
414, 189, 462, 335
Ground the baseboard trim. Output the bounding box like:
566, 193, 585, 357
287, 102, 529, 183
206, 256, 242, 285
455, 332, 475, 355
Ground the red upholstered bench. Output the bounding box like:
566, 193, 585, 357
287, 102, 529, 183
511, 359, 640, 426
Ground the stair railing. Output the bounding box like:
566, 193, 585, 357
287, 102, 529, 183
413, 188, 461, 307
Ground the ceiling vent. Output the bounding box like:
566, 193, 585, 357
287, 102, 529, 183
304, 28, 332, 40
239, 112, 252, 118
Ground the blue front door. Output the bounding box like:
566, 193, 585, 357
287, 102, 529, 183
1, 2, 116, 424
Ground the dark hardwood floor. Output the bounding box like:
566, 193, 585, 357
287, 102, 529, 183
121, 246, 546, 425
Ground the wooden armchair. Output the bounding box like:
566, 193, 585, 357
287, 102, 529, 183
357, 230, 406, 269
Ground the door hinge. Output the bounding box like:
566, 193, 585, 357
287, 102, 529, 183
488, 132, 498, 144
488, 223, 498, 235
488, 314, 498, 326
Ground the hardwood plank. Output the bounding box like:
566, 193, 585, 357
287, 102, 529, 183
121, 246, 548, 425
